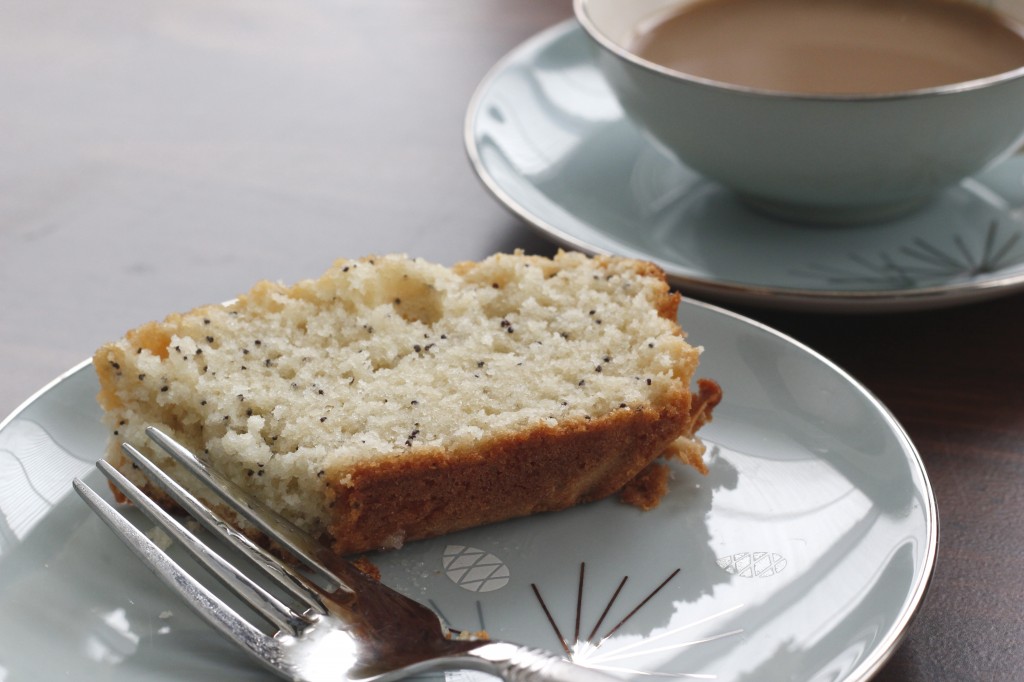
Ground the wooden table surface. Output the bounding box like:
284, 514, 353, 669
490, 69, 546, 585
1, 1, 1021, 680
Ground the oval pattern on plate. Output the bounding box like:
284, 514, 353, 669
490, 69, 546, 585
717, 551, 788, 578
442, 545, 511, 593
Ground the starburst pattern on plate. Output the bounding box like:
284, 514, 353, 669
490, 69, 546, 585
531, 563, 743, 679
793, 220, 1024, 288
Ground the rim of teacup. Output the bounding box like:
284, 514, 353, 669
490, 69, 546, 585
573, 0, 1024, 102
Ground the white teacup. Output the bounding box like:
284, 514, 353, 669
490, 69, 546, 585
575, 0, 1024, 224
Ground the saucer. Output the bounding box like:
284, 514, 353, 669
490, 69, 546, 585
465, 20, 1024, 312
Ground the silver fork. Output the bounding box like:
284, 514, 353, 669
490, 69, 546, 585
73, 426, 620, 682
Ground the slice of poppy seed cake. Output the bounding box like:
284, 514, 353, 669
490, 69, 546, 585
94, 250, 721, 556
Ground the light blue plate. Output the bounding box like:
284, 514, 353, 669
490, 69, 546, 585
465, 20, 1024, 312
0, 300, 936, 681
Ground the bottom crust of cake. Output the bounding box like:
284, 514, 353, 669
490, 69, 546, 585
319, 379, 722, 555
321, 404, 681, 555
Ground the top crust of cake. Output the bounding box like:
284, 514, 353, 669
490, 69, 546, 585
94, 250, 711, 554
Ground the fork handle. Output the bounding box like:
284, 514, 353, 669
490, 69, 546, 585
464, 642, 623, 682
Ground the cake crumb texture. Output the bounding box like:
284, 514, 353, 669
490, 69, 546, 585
94, 250, 717, 555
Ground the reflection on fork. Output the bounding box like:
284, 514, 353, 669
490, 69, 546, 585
72, 426, 621, 682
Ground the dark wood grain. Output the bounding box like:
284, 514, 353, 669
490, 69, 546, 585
1, 1, 1022, 680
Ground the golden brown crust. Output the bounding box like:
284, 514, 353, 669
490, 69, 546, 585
625, 258, 682, 322
93, 347, 123, 411
688, 378, 723, 434
351, 556, 382, 581
618, 462, 671, 511
322, 401, 689, 555
660, 378, 723, 476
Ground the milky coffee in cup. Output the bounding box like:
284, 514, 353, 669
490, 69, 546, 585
628, 0, 1024, 95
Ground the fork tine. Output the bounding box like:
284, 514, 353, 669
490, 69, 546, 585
145, 426, 343, 590
72, 477, 279, 667
95, 459, 311, 637
118, 443, 329, 616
